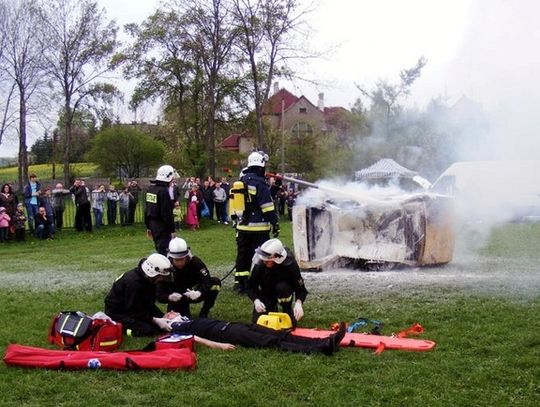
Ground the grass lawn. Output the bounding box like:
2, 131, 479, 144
0, 219, 538, 406
0, 163, 98, 183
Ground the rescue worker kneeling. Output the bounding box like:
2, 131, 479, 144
157, 237, 221, 319
246, 238, 307, 324
104, 253, 174, 337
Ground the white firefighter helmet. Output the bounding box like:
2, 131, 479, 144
247, 151, 268, 168
141, 253, 172, 278
255, 238, 287, 264
155, 165, 178, 182
168, 237, 192, 259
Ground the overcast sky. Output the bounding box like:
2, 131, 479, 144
2, 0, 539, 160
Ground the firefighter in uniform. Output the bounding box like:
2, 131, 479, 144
104, 253, 174, 337
233, 151, 280, 293
246, 238, 308, 324
145, 165, 177, 255
157, 237, 221, 319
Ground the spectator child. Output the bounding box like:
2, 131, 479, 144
35, 206, 53, 239
91, 184, 106, 229
13, 203, 26, 241
118, 187, 134, 226
39, 188, 55, 236
51, 183, 71, 230
106, 185, 119, 225
213, 182, 228, 224
186, 195, 199, 231
173, 200, 183, 231
286, 190, 297, 221
0, 206, 10, 242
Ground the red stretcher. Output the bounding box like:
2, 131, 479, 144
292, 327, 436, 354
3, 344, 197, 371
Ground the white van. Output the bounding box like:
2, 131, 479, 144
431, 160, 540, 222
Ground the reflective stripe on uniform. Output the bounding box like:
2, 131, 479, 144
247, 185, 257, 195
236, 224, 271, 232
235, 270, 250, 277
278, 295, 293, 303
260, 202, 275, 212
114, 273, 125, 282
210, 284, 221, 291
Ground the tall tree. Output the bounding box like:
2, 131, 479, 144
0, 0, 48, 190
87, 126, 165, 179
123, 1, 240, 177
0, 0, 16, 148
37, 0, 119, 184
232, 0, 311, 149
182, 0, 239, 176
356, 56, 427, 136
122, 7, 203, 173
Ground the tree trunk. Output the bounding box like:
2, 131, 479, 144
255, 103, 265, 150
63, 103, 72, 186
18, 88, 28, 192
206, 80, 216, 178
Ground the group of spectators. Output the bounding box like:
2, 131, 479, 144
268, 176, 299, 222
178, 176, 232, 231
69, 179, 141, 232
0, 175, 143, 242
0, 170, 299, 243
177, 174, 298, 232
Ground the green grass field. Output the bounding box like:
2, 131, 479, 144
0, 220, 538, 406
0, 163, 98, 183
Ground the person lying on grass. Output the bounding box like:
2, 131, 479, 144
161, 311, 346, 356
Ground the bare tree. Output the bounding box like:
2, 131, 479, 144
0, 0, 49, 189
37, 0, 119, 184
0, 0, 17, 149
231, 0, 312, 149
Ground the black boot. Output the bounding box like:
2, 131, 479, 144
322, 321, 346, 356
199, 307, 210, 319
233, 281, 246, 295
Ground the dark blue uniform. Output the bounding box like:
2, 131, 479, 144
104, 263, 163, 337
145, 181, 175, 255
234, 168, 278, 291
156, 256, 221, 318
246, 249, 307, 323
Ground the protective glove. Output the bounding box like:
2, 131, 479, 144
272, 223, 280, 238
153, 317, 172, 332
168, 292, 183, 302
185, 289, 202, 301
254, 299, 267, 313
293, 300, 304, 321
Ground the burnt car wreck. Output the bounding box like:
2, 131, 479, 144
288, 160, 455, 271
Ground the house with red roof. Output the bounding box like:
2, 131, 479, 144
218, 83, 353, 153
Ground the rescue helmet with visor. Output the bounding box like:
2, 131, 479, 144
168, 237, 192, 259
155, 165, 178, 183
255, 238, 287, 264
141, 253, 172, 278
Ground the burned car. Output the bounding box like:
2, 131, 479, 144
288, 159, 455, 271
